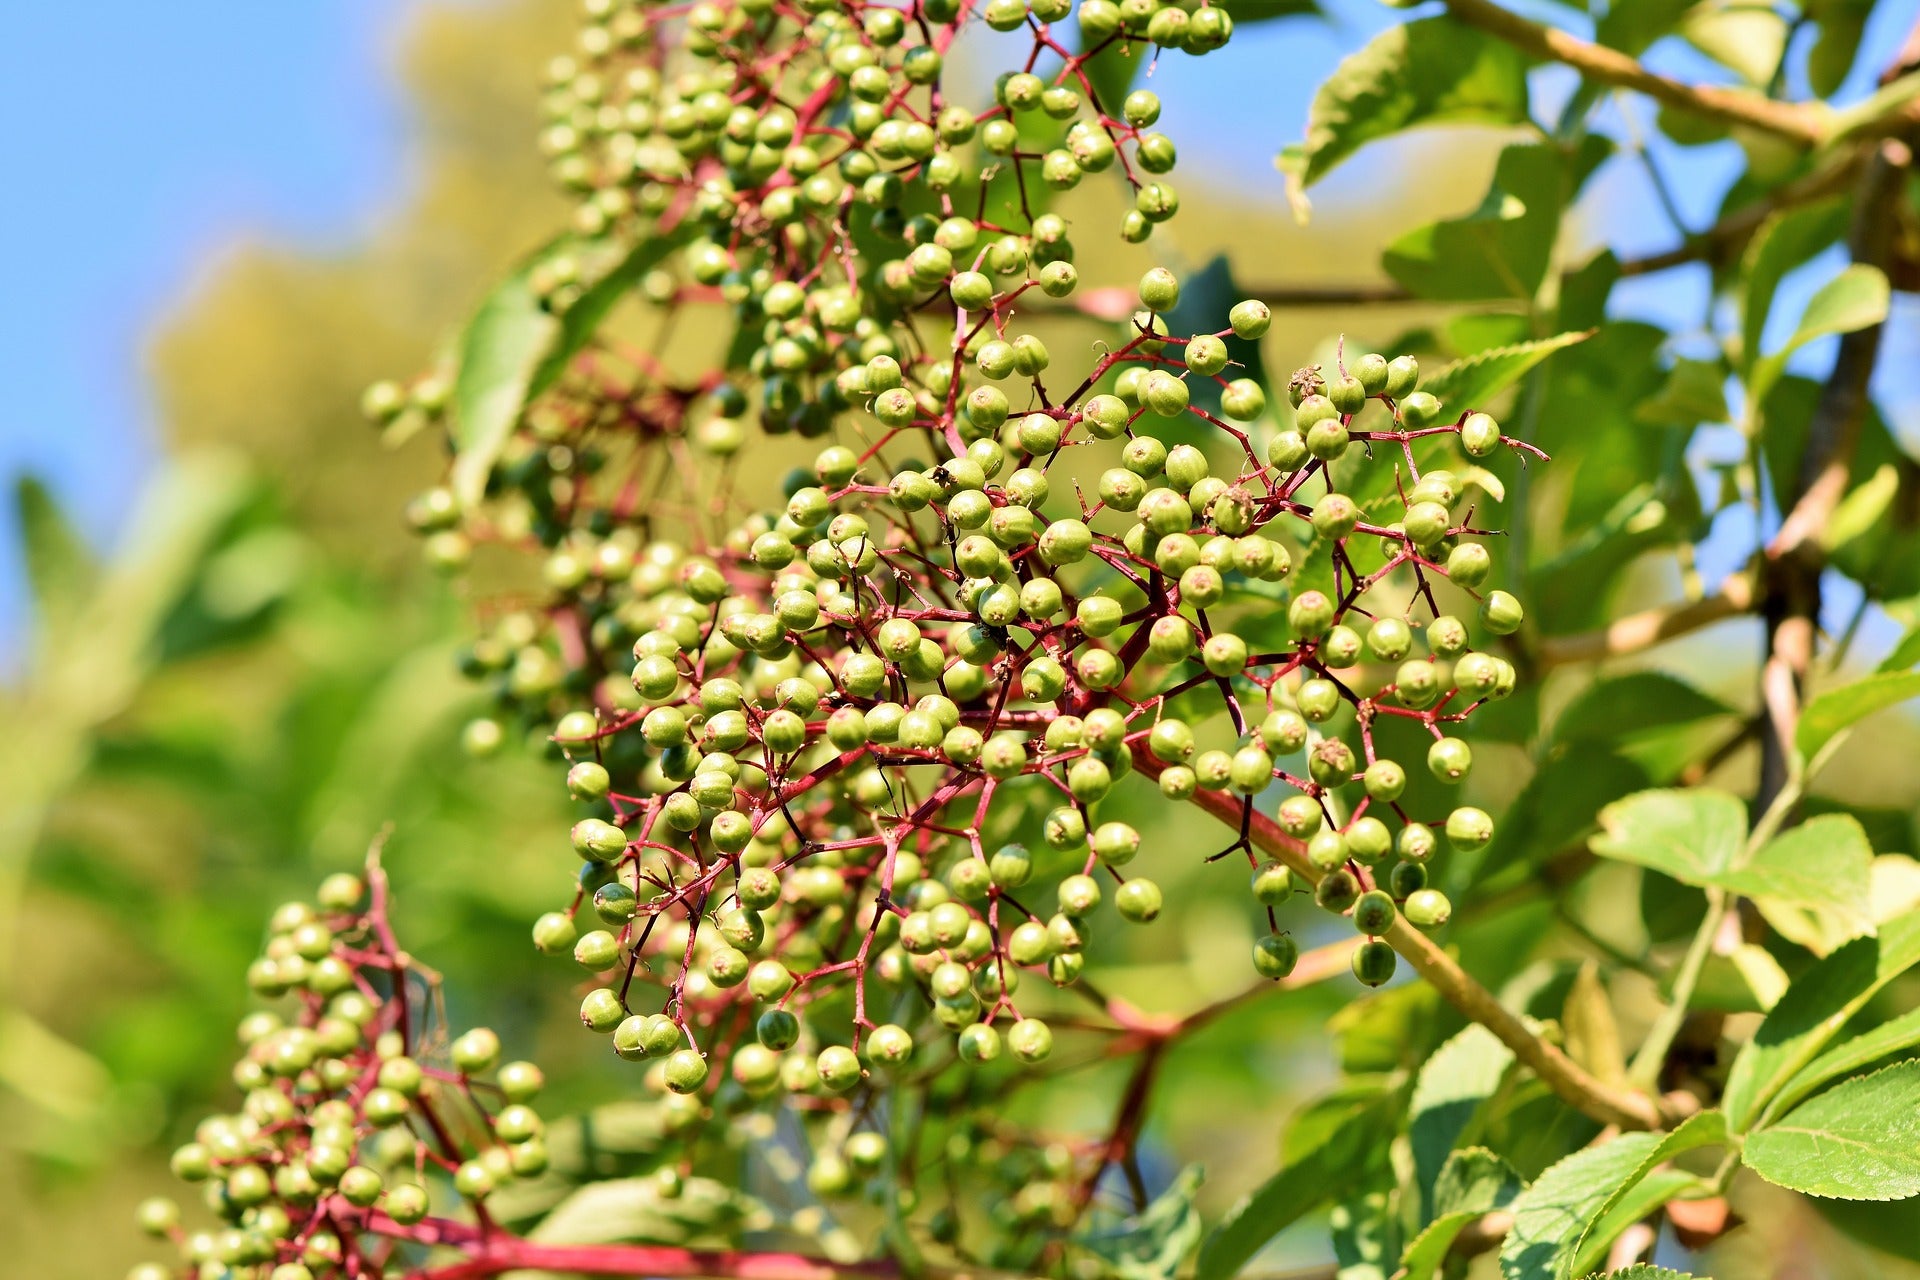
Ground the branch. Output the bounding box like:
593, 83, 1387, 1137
1442, 0, 1825, 145
1536, 572, 1755, 668
1130, 747, 1671, 1131
1756, 138, 1910, 804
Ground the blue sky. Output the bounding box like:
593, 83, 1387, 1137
0, 2, 430, 661
1, 0, 1916, 664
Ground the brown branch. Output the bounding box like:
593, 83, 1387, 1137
1131, 747, 1672, 1131
1756, 138, 1911, 803
1443, 0, 1825, 145
1537, 572, 1756, 668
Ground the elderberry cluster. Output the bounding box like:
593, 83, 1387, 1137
364, 0, 1537, 1116
129, 872, 552, 1280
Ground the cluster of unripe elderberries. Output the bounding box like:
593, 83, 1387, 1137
129, 872, 551, 1280
361, 0, 1538, 1112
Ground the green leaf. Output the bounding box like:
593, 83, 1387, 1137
1571, 1112, 1727, 1273
1400, 1149, 1525, 1280
1162, 255, 1273, 425
1737, 815, 1876, 948
1590, 788, 1748, 885
526, 1174, 760, 1247
1078, 1164, 1206, 1280
450, 233, 686, 508
1419, 330, 1593, 412
1740, 198, 1847, 377
1331, 1188, 1394, 1280
1595, 0, 1697, 55
1196, 1090, 1390, 1280
1634, 358, 1730, 428
1574, 1169, 1703, 1277
1875, 625, 1920, 674
1553, 673, 1736, 783
1284, 17, 1530, 189
1384, 144, 1570, 301
1749, 264, 1891, 405
1680, 1, 1789, 84
1796, 670, 1920, 764
1773, 1008, 1920, 1117
1744, 1060, 1920, 1200
1725, 912, 1920, 1130
1410, 1024, 1517, 1220
1500, 1133, 1663, 1280
1585, 1266, 1708, 1279
13, 475, 99, 638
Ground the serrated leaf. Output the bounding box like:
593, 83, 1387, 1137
1284, 17, 1531, 189
1586, 1264, 1708, 1278
1726, 912, 1920, 1130
1400, 1149, 1525, 1280
1570, 1112, 1727, 1274
1590, 788, 1748, 885
1744, 1060, 1920, 1200
1419, 330, 1593, 412
1739, 815, 1876, 949
1500, 1134, 1664, 1280
1749, 264, 1891, 405
13, 475, 99, 639
450, 232, 687, 508
1574, 1168, 1703, 1277
1773, 1011, 1920, 1118
1411, 1024, 1517, 1220
1796, 670, 1920, 764
1078, 1164, 1206, 1280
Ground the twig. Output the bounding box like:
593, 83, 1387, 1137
1442, 0, 1824, 145
1537, 573, 1755, 668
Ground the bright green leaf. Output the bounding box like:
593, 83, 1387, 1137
1726, 912, 1920, 1129
1419, 330, 1592, 412
1796, 670, 1920, 764
1750, 264, 1891, 404
1680, 1, 1789, 84
1591, 788, 1748, 885
1574, 1169, 1705, 1277
1772, 1010, 1920, 1118
1728, 815, 1875, 941
1877, 625, 1920, 674
1741, 198, 1847, 377
1744, 1060, 1920, 1200
1586, 1265, 1708, 1278
1500, 1133, 1664, 1280
1284, 17, 1531, 188
1595, 0, 1697, 55
1571, 1112, 1726, 1273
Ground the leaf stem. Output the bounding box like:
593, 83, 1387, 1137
1627, 887, 1727, 1091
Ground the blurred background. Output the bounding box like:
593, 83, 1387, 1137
4, 1, 1920, 1277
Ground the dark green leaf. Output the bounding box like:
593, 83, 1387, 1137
1419, 330, 1593, 411
1744, 1060, 1920, 1200
1078, 1164, 1206, 1280
1411, 1024, 1517, 1220
1196, 1088, 1392, 1280
1384, 145, 1565, 301
1725, 912, 1920, 1130
1331, 1188, 1394, 1280
1161, 255, 1272, 426
1634, 358, 1730, 428
1595, 0, 1697, 54
1283, 17, 1531, 189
